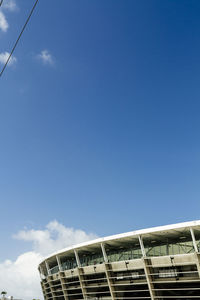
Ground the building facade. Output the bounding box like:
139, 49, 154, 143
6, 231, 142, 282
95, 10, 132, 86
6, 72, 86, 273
38, 220, 200, 300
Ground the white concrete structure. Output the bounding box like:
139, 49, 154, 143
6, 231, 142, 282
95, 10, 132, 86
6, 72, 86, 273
39, 220, 200, 299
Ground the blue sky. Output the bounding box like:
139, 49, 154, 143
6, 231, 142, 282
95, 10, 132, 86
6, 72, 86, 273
1, 0, 200, 287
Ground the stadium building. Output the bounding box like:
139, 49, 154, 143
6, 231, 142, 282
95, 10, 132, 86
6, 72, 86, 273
38, 220, 200, 300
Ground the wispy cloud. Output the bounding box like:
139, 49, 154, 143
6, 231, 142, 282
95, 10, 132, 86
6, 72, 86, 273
0, 0, 18, 32
0, 51, 17, 66
0, 221, 97, 300
36, 49, 54, 65
0, 11, 9, 32
3, 0, 18, 12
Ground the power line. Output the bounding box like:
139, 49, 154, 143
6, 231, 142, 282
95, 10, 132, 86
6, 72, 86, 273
0, 0, 39, 78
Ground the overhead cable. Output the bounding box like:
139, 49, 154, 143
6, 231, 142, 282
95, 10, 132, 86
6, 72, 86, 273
0, 0, 39, 78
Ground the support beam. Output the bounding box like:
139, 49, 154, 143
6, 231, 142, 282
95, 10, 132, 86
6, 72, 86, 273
74, 250, 86, 299
190, 227, 198, 252
45, 260, 50, 276
39, 266, 43, 280
74, 249, 81, 267
138, 235, 146, 257
194, 252, 200, 278
101, 243, 108, 263
59, 272, 69, 300
143, 258, 156, 300
45, 261, 55, 300
40, 282, 48, 300
56, 255, 62, 272
48, 278, 56, 300
104, 263, 116, 300
77, 267, 87, 300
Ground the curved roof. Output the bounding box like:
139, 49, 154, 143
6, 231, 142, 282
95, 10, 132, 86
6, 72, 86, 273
40, 220, 200, 264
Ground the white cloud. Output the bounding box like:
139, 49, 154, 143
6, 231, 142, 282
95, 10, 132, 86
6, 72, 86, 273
0, 51, 17, 66
0, 221, 97, 300
0, 252, 43, 300
14, 220, 97, 256
0, 11, 9, 32
37, 50, 54, 65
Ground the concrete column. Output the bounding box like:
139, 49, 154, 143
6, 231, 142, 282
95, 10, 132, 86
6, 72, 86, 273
143, 258, 156, 300
194, 252, 200, 279
56, 256, 69, 300
59, 272, 69, 300
104, 263, 116, 300
39, 266, 43, 280
40, 281, 48, 300
73, 250, 87, 299
190, 227, 198, 252
45, 261, 55, 300
48, 279, 56, 300
101, 243, 108, 263
77, 267, 87, 300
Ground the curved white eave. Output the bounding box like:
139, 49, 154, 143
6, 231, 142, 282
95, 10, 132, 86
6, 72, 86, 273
39, 219, 200, 265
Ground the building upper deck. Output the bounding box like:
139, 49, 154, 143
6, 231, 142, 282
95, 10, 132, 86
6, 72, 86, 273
39, 220, 200, 276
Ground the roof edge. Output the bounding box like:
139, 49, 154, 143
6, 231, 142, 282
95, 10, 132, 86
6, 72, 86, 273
39, 219, 200, 265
